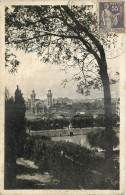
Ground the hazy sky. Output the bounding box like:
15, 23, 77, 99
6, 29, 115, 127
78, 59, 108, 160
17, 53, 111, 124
5, 36, 123, 101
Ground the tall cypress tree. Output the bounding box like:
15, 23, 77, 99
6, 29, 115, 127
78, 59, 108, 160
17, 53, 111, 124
14, 85, 26, 156
5, 86, 26, 189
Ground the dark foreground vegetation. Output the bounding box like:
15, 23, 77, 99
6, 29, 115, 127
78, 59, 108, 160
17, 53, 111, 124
5, 87, 26, 189
11, 135, 119, 190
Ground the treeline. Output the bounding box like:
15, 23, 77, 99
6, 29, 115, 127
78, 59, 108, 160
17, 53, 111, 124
71, 117, 93, 128
27, 119, 69, 130
26, 115, 119, 131
93, 115, 119, 127
72, 115, 119, 128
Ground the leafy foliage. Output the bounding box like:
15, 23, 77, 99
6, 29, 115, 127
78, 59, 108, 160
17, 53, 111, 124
5, 48, 20, 73
23, 135, 119, 189
87, 129, 119, 151
5, 5, 118, 95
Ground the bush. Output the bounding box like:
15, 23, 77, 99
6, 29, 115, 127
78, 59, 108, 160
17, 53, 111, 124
23, 136, 119, 189
87, 129, 119, 151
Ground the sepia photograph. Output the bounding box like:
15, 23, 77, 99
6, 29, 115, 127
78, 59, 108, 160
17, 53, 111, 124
0, 0, 126, 194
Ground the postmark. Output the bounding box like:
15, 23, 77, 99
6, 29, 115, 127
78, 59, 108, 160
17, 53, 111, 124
98, 0, 125, 33
106, 34, 126, 59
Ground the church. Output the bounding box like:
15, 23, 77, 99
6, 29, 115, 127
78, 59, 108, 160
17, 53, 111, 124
25, 89, 54, 119
25, 89, 75, 120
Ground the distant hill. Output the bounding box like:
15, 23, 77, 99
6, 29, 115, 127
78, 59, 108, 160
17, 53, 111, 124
54, 97, 72, 104
54, 97, 100, 104
42, 97, 118, 104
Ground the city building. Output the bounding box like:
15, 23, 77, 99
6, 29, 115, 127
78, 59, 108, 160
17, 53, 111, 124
25, 89, 120, 121
25, 89, 47, 119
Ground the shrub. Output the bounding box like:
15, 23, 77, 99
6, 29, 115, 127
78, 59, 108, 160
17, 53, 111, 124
87, 129, 119, 151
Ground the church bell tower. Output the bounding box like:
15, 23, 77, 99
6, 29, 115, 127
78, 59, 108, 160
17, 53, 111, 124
30, 89, 36, 114
47, 89, 53, 107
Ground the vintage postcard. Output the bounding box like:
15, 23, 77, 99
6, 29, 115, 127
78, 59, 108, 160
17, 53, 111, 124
0, 0, 126, 194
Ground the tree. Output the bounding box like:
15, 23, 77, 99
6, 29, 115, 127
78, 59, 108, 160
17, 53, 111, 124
5, 87, 26, 188
5, 5, 118, 157
5, 94, 16, 189
14, 85, 26, 155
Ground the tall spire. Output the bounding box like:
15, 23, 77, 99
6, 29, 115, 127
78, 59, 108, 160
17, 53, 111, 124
31, 89, 36, 99
30, 89, 36, 114
47, 89, 53, 107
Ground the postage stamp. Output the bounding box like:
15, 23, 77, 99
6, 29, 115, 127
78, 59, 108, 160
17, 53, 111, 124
98, 1, 125, 33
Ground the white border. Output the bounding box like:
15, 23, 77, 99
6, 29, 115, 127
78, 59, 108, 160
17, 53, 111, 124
0, 1, 126, 194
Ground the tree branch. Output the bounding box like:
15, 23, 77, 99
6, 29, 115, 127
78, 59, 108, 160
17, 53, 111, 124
56, 7, 101, 63
62, 6, 105, 59
6, 33, 80, 45
78, 36, 100, 62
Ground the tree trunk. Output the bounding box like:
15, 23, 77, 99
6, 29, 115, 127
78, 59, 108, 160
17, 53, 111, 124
98, 58, 113, 159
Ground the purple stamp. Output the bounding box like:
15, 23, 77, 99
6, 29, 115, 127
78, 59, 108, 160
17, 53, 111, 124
99, 1, 125, 33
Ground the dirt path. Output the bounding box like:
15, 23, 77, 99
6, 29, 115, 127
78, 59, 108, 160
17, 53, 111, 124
15, 158, 59, 189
